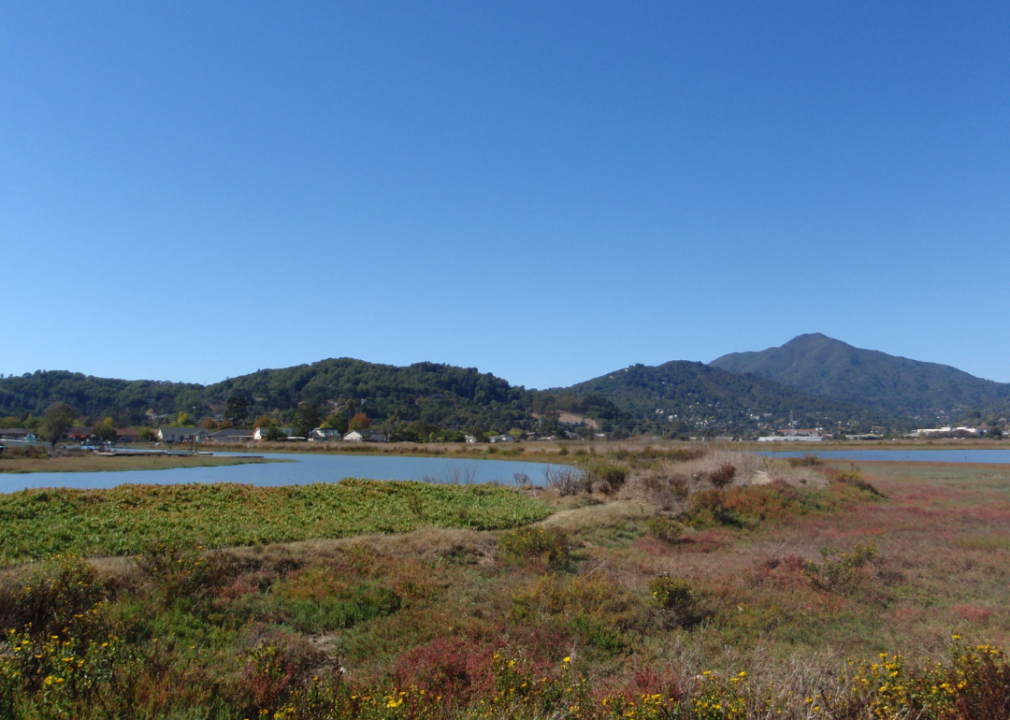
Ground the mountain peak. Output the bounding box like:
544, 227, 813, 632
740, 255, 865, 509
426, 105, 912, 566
711, 335, 1010, 418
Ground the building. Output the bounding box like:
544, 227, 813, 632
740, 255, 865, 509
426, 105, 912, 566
116, 428, 141, 443
308, 428, 344, 441
0, 429, 38, 446
66, 427, 92, 442
157, 427, 211, 444
343, 430, 387, 443
208, 428, 256, 443
914, 426, 982, 438
253, 426, 297, 441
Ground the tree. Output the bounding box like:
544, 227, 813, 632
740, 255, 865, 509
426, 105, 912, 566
199, 418, 219, 430
92, 417, 117, 443
40, 403, 77, 444
264, 424, 285, 442
252, 415, 274, 429
322, 413, 349, 433
138, 427, 157, 443
293, 402, 322, 438
176, 412, 192, 427
226, 395, 250, 426
348, 412, 371, 431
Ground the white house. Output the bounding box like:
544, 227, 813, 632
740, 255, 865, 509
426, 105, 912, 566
157, 427, 211, 444
343, 430, 387, 443
208, 428, 256, 443
309, 428, 343, 441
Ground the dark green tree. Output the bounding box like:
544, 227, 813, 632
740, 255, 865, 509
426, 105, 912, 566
40, 403, 77, 444
322, 413, 348, 433
226, 395, 250, 426
293, 402, 322, 438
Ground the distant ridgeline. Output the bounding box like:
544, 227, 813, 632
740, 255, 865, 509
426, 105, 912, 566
3, 335, 1005, 435
0, 361, 629, 435
711, 333, 1010, 423
556, 360, 892, 435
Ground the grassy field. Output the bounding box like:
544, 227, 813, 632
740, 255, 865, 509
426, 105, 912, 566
0, 451, 272, 474
1, 452, 1010, 718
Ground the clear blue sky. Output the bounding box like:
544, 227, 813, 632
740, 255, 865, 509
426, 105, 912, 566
2, 1, 1008, 388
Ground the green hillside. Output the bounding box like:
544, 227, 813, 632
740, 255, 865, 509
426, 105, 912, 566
560, 360, 890, 435
710, 333, 1010, 422
0, 362, 632, 435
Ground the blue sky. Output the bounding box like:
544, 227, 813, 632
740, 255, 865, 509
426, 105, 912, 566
1, 1, 1008, 388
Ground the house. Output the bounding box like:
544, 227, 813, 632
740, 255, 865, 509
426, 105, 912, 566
309, 428, 344, 441
343, 430, 387, 443
0, 429, 38, 446
253, 426, 297, 441
487, 435, 515, 444
208, 428, 256, 443
464, 434, 477, 444
66, 427, 93, 442
116, 428, 141, 443
157, 427, 211, 444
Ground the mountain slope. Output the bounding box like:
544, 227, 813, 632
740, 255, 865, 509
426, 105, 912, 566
560, 360, 889, 435
711, 333, 1010, 420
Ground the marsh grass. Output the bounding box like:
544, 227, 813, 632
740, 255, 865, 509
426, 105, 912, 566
0, 458, 1008, 718
0, 480, 553, 565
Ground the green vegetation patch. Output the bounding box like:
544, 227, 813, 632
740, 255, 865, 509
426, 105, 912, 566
0, 480, 553, 565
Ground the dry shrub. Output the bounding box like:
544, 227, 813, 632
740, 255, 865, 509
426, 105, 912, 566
622, 473, 689, 510
137, 542, 241, 610
235, 628, 328, 717
589, 464, 629, 495
543, 464, 590, 495
645, 516, 683, 544
787, 454, 823, 468
823, 465, 886, 498
497, 526, 569, 569
708, 462, 736, 489
392, 637, 495, 706
0, 556, 106, 638
658, 449, 764, 490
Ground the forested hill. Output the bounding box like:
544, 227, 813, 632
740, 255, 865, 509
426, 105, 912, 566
0, 372, 204, 423
203, 359, 536, 430
559, 360, 892, 435
710, 333, 1010, 421
0, 361, 631, 434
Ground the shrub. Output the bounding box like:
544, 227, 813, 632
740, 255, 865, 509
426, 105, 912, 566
708, 462, 736, 489
543, 465, 590, 496
647, 575, 698, 626
136, 542, 239, 610
497, 527, 569, 568
805, 543, 878, 592
0, 556, 106, 638
787, 454, 822, 468
645, 516, 683, 544
591, 464, 628, 495
825, 465, 887, 498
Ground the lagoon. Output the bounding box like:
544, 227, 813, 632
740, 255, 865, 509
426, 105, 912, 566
0, 452, 567, 492
763, 448, 1010, 464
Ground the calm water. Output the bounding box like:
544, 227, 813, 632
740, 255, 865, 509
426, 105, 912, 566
762, 448, 1010, 464
0, 453, 572, 493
